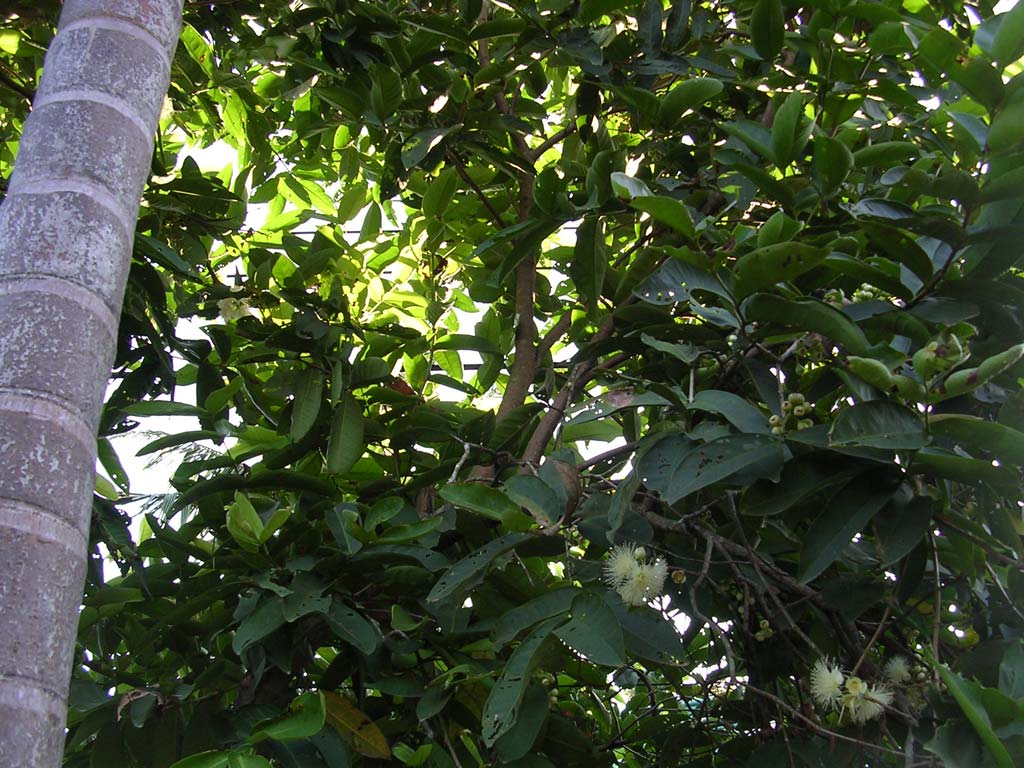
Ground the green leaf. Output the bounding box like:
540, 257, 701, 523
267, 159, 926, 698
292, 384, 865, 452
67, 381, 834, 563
504, 475, 561, 525
932, 661, 1015, 768
874, 497, 933, 567
770, 92, 807, 169
925, 722, 983, 768
813, 137, 853, 196
989, 2, 1024, 68
572, 217, 607, 313
493, 588, 579, 649
402, 126, 459, 170
928, 414, 1024, 466
910, 451, 1020, 497
610, 172, 652, 199
326, 394, 364, 475
290, 368, 324, 442
494, 682, 548, 762
742, 455, 860, 516
227, 492, 264, 551
629, 196, 695, 238
829, 401, 927, 450
664, 434, 785, 503
482, 617, 561, 745
327, 601, 380, 655
998, 640, 1024, 699
689, 390, 770, 434
852, 141, 918, 168
233, 597, 286, 654
250, 692, 326, 743
988, 93, 1024, 154
750, 0, 784, 59
742, 293, 871, 355
733, 242, 826, 297
426, 533, 530, 603
640, 333, 700, 363
122, 401, 206, 417
439, 483, 519, 521
798, 472, 899, 583
422, 168, 458, 218
657, 77, 724, 127
553, 592, 625, 666
170, 752, 231, 768
228, 755, 274, 768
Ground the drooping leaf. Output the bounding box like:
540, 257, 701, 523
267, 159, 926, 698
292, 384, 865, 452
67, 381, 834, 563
481, 617, 562, 745
732, 242, 826, 297
250, 692, 326, 743
326, 394, 364, 475
742, 293, 870, 355
553, 592, 625, 666
323, 692, 390, 759
798, 472, 900, 583
290, 368, 324, 442
750, 0, 784, 59
439, 483, 519, 521
426, 533, 531, 603
663, 434, 785, 503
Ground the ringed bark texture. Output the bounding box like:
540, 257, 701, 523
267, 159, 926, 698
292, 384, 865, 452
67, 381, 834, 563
0, 2, 182, 765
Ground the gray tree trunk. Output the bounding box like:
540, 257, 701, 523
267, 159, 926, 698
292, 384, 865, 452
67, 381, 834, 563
0, 2, 182, 764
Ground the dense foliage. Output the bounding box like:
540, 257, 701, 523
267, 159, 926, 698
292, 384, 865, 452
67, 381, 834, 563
4, 0, 1024, 765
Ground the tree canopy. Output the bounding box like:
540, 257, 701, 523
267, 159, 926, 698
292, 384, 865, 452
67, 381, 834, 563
3, 0, 1024, 765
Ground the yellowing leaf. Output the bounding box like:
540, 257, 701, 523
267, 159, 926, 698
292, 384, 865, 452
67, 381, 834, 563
323, 691, 390, 758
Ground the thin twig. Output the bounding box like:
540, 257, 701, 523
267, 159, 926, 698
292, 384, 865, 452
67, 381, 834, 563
744, 684, 906, 758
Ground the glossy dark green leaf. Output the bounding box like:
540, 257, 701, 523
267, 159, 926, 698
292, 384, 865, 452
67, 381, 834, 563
657, 77, 723, 127
250, 692, 326, 743
426, 533, 530, 603
742, 293, 870, 355
733, 242, 826, 297
326, 394, 364, 475
554, 592, 625, 666
422, 168, 459, 218
770, 92, 807, 169
664, 434, 785, 503
493, 588, 578, 649
290, 368, 324, 442
481, 617, 562, 745
830, 401, 926, 450
326, 601, 380, 655
572, 217, 607, 313
750, 0, 784, 59
689, 389, 770, 434
439, 483, 518, 521
232, 597, 286, 654
798, 473, 899, 583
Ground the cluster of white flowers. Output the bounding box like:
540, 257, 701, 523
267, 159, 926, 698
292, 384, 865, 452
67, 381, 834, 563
808, 656, 908, 724
603, 543, 668, 606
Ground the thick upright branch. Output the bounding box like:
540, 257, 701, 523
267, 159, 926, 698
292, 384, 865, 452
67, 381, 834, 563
0, 3, 182, 765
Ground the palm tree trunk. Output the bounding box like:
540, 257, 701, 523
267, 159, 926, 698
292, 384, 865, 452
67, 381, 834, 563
0, 2, 182, 764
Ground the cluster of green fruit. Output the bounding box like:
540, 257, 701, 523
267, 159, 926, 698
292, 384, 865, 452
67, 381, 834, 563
769, 392, 814, 435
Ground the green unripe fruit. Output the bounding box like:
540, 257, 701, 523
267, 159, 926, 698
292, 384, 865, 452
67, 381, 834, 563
787, 393, 805, 405
847, 356, 896, 390
797, 419, 814, 430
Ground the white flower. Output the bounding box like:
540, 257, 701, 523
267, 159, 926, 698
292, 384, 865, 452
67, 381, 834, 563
843, 684, 892, 729
883, 656, 911, 685
841, 676, 892, 723
617, 557, 668, 606
605, 545, 668, 606
809, 658, 845, 710
217, 297, 251, 322
603, 544, 641, 589
619, 566, 653, 606
642, 558, 668, 598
